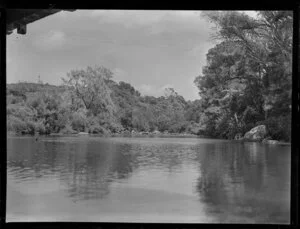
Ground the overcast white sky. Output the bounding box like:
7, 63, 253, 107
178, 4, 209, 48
7, 10, 257, 101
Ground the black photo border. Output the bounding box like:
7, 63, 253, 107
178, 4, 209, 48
0, 1, 299, 229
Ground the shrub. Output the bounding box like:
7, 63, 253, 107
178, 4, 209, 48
26, 121, 36, 134
257, 115, 291, 141
186, 122, 201, 135
169, 121, 188, 133
88, 124, 110, 135
7, 104, 36, 119
7, 94, 24, 105
60, 122, 77, 134
71, 112, 87, 132
34, 121, 46, 134
7, 116, 38, 135
7, 116, 27, 134
56, 109, 71, 130
107, 122, 124, 133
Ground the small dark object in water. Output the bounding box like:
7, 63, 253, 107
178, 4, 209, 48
35, 132, 40, 141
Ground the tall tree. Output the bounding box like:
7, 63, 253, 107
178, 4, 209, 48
62, 66, 116, 116
201, 11, 292, 117
195, 11, 292, 139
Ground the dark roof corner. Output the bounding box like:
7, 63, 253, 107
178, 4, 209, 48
6, 9, 76, 35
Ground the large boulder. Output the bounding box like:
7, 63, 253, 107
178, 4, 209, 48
244, 125, 267, 141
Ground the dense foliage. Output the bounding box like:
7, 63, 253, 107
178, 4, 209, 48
6, 11, 291, 142
194, 11, 292, 141
6, 72, 203, 136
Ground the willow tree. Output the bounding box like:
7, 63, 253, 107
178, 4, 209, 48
62, 65, 116, 117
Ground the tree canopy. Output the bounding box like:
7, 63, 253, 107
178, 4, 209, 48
194, 11, 292, 140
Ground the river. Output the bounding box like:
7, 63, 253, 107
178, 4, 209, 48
6, 136, 290, 223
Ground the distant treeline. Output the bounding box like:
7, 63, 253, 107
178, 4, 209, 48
6, 11, 292, 142
6, 80, 204, 136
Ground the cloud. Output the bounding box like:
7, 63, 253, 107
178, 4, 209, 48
33, 30, 66, 51
147, 10, 204, 35
89, 10, 202, 32
90, 10, 165, 28
86, 10, 211, 53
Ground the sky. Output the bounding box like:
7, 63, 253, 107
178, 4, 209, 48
7, 10, 257, 101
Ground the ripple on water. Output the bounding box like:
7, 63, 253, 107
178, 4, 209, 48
6, 136, 290, 223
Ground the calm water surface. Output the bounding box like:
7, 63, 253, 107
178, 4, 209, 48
7, 136, 290, 223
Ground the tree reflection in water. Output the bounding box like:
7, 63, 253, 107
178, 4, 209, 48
7, 137, 290, 223
7, 137, 136, 202
195, 142, 290, 223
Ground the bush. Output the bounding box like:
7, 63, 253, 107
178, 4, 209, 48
7, 116, 27, 134
7, 104, 36, 119
7, 116, 38, 135
257, 115, 291, 141
26, 121, 36, 134
107, 122, 124, 133
186, 122, 200, 135
88, 124, 110, 135
60, 122, 77, 134
7, 94, 24, 105
34, 121, 46, 134
169, 121, 188, 133
71, 112, 87, 132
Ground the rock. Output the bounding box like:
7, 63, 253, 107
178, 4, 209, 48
244, 125, 267, 141
78, 132, 89, 135
234, 133, 243, 140
263, 139, 279, 144
262, 137, 272, 143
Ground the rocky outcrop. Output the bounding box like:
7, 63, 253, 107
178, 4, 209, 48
244, 125, 267, 141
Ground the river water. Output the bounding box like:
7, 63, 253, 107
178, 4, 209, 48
6, 136, 290, 223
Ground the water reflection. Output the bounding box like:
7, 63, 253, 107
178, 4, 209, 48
7, 137, 136, 201
196, 142, 290, 223
7, 137, 290, 223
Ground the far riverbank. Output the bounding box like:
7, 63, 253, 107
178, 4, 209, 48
7, 131, 290, 146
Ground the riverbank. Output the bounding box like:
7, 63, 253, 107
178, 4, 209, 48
7, 131, 290, 145
7, 131, 200, 138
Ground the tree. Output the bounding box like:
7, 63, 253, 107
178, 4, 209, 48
62, 66, 116, 116
201, 11, 292, 117
195, 11, 292, 140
